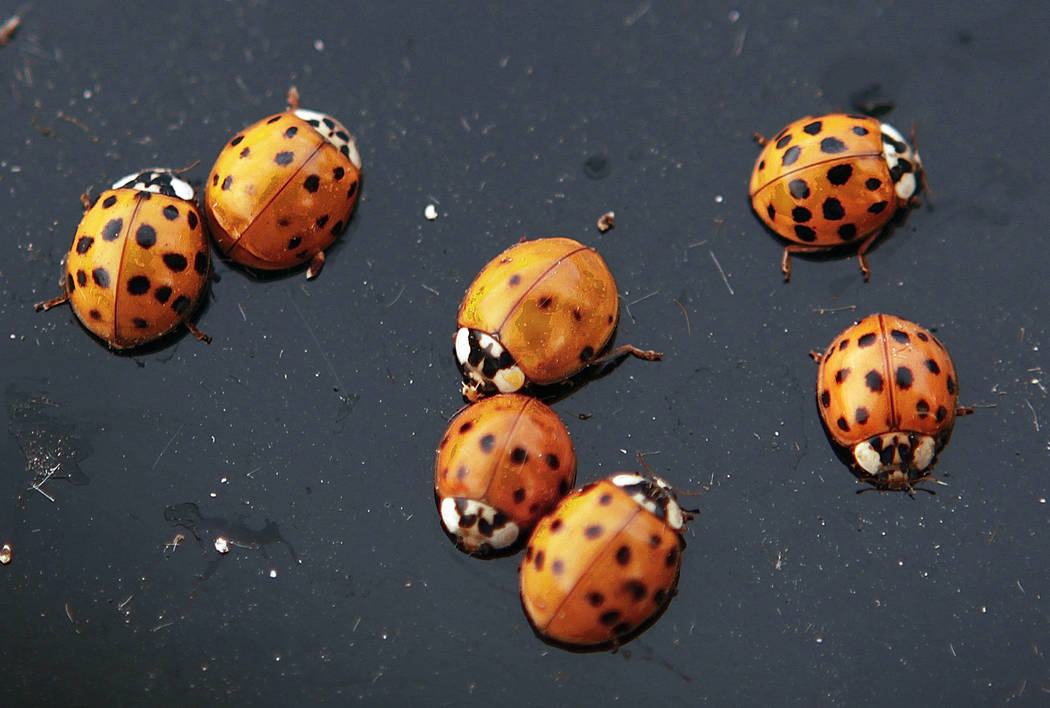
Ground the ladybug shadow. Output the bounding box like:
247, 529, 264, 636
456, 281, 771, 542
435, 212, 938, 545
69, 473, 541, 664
521, 541, 685, 654
748, 194, 924, 282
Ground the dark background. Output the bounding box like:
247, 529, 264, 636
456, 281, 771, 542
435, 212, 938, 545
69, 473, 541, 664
3, 1, 1048, 705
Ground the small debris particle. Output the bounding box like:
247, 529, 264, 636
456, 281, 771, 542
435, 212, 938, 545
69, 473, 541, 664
424, 204, 438, 220
0, 542, 11, 564
214, 536, 230, 554
597, 211, 615, 232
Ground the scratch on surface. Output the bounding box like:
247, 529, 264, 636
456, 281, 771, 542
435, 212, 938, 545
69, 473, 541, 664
289, 294, 347, 398
710, 250, 734, 295
385, 285, 406, 308
152, 424, 184, 471
624, 3, 650, 26
625, 290, 659, 324
672, 298, 691, 335
1025, 399, 1039, 431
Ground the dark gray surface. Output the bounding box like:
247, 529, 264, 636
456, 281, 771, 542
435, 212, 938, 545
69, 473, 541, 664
2, 2, 1048, 705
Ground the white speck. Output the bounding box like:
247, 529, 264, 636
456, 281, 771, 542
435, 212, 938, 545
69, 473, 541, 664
274, 654, 282, 662
1039, 498, 1046, 504
980, 605, 987, 614
714, 194, 724, 203
269, 568, 278, 578
815, 636, 823, 644
728, 10, 741, 22
313, 39, 324, 51
220, 477, 228, 484
424, 204, 438, 220
0, 542, 12, 565
83, 89, 93, 99
214, 536, 230, 553
209, 491, 217, 498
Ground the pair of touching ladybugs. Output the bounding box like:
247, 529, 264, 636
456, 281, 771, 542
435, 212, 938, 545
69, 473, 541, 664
753, 114, 970, 492
36, 88, 362, 350
435, 237, 691, 651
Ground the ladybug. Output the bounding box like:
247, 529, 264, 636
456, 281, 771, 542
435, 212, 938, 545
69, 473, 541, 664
35, 169, 211, 349
434, 394, 577, 556
203, 87, 362, 279
813, 314, 972, 493
519, 472, 687, 650
749, 113, 923, 281
455, 237, 661, 401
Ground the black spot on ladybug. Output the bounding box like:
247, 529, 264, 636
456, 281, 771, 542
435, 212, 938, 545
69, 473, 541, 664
283, 126, 298, 139
615, 545, 631, 566
865, 178, 882, 191
837, 416, 850, 432
66, 273, 75, 292
758, 159, 765, 170
127, 276, 150, 295
775, 134, 792, 149
788, 179, 810, 199
274, 151, 295, 166
936, 406, 948, 422
865, 370, 884, 392
266, 115, 282, 124
163, 253, 188, 272
599, 493, 613, 506
822, 198, 845, 220
288, 236, 302, 249
858, 333, 877, 347
890, 329, 910, 343
76, 236, 94, 254
558, 479, 570, 495
132, 317, 149, 330
550, 518, 563, 532
782, 145, 801, 167
330, 220, 344, 235
458, 421, 473, 434
649, 534, 661, 548
868, 201, 888, 214
653, 588, 668, 606
162, 205, 179, 221
538, 295, 553, 309
916, 400, 930, 418
479, 434, 496, 453
510, 447, 527, 464
665, 546, 678, 567
76, 270, 87, 287
316, 215, 330, 229
551, 559, 564, 575
524, 546, 534, 562
194, 251, 208, 275
820, 137, 847, 154
545, 454, 560, 470
572, 309, 582, 321
230, 135, 244, 146
827, 164, 853, 186
277, 217, 292, 228
508, 274, 521, 286
766, 204, 776, 221
838, 223, 858, 240
211, 174, 219, 186
187, 211, 199, 230
855, 407, 869, 424
513, 488, 525, 503
101, 218, 123, 242
599, 610, 622, 626
585, 525, 603, 539
916, 331, 929, 342
92, 268, 110, 288
102, 195, 118, 208
839, 339, 850, 351
947, 376, 956, 395
587, 592, 605, 607
835, 368, 851, 384
803, 120, 823, 135
923, 359, 941, 375
303, 175, 321, 193
820, 390, 831, 408
792, 206, 812, 223
455, 466, 468, 480
624, 580, 648, 601
89, 309, 102, 320
239, 147, 251, 159
896, 366, 914, 389
533, 550, 545, 571
580, 345, 595, 362
171, 295, 191, 314
794, 225, 816, 242
136, 224, 157, 248
852, 125, 869, 136
332, 167, 345, 181
347, 181, 358, 200
221, 176, 233, 191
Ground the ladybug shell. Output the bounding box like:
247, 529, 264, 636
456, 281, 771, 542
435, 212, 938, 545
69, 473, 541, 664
520, 474, 684, 650
816, 314, 960, 485
204, 108, 361, 271
63, 177, 209, 349
457, 237, 619, 388
434, 394, 576, 556
749, 113, 921, 247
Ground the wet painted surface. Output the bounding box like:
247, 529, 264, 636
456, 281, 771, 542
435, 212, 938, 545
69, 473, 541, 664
2, 1, 1049, 705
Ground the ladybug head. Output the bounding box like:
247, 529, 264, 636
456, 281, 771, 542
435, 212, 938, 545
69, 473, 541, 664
112, 169, 195, 201
610, 473, 686, 531
853, 432, 938, 492
454, 327, 526, 402
879, 122, 923, 205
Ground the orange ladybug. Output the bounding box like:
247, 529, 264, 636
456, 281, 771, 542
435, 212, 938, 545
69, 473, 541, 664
749, 113, 923, 281
455, 237, 661, 401
203, 88, 362, 278
519, 472, 687, 650
35, 169, 210, 349
814, 314, 971, 492
434, 394, 577, 556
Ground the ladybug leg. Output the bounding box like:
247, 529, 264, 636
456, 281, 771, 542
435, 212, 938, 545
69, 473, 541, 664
34, 294, 68, 311
752, 132, 769, 147
955, 406, 975, 417
597, 344, 663, 365
808, 349, 824, 363
184, 320, 212, 344
306, 251, 326, 279
855, 230, 882, 282
781, 247, 793, 281
286, 86, 300, 110
80, 191, 94, 210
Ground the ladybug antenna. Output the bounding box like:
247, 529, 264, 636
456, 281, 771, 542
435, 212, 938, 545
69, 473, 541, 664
173, 160, 200, 175
286, 86, 300, 110
910, 121, 934, 205
635, 452, 705, 512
